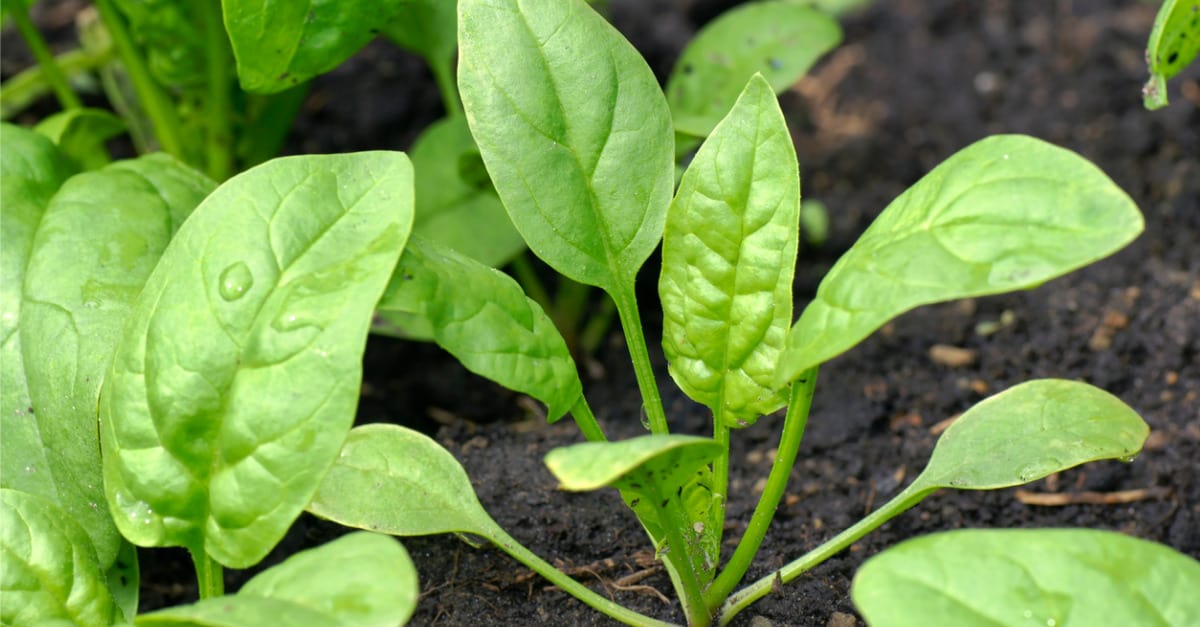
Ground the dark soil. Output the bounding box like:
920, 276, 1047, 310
6, 1, 1197, 625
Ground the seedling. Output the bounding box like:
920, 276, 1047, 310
308, 0, 1200, 625
1143, 0, 1200, 109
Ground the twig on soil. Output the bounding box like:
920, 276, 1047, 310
1014, 487, 1171, 506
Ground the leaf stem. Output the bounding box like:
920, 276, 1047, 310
430, 57, 462, 118
707, 368, 817, 608
717, 480, 931, 626
483, 521, 679, 627
1, 47, 113, 120
200, 0, 232, 180
190, 549, 224, 599
655, 490, 713, 626
709, 420, 730, 548
611, 282, 668, 435
570, 395, 607, 442
93, 0, 188, 160
7, 0, 83, 111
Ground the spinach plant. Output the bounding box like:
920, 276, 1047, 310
305, 0, 1200, 625
1, 122, 421, 625
1143, 0, 1200, 110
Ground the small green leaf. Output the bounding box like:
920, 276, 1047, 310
223, 0, 404, 92
458, 0, 674, 291
110, 0, 206, 87
666, 2, 841, 137
913, 380, 1148, 491
239, 532, 418, 627
107, 540, 140, 624
382, 0, 458, 67
378, 237, 582, 421
101, 152, 412, 568
660, 74, 799, 427
1, 124, 76, 510
778, 135, 1143, 384
1143, 0, 1200, 110
21, 154, 213, 568
546, 435, 723, 492
309, 423, 495, 537
546, 435, 724, 585
409, 116, 525, 267
33, 108, 126, 169
0, 489, 118, 627
136, 597, 336, 627
853, 529, 1200, 627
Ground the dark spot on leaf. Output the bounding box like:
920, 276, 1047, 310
26, 406, 34, 414
1168, 51, 1179, 64
682, 63, 694, 75
767, 58, 783, 70
676, 486, 683, 496
120, 576, 128, 586
630, 498, 640, 507
660, 499, 669, 508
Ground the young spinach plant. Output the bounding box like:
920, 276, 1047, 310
1, 123, 421, 625
308, 0, 1199, 625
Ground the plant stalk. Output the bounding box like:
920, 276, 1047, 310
718, 481, 932, 626
190, 549, 225, 599
200, 0, 232, 180
484, 521, 679, 627
7, 0, 83, 111
430, 57, 462, 118
569, 396, 607, 442
610, 282, 668, 434
93, 0, 188, 160
707, 368, 818, 608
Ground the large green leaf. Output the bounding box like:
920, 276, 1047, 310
377, 237, 581, 421
777, 135, 1143, 384
409, 116, 525, 267
853, 529, 1200, 627
0, 125, 76, 509
666, 2, 841, 137
100, 152, 412, 568
1143, 0, 1200, 109
0, 489, 119, 627
223, 0, 405, 93
660, 74, 799, 428
20, 153, 213, 568
309, 423, 495, 536
458, 0, 673, 291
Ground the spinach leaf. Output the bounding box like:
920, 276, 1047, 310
223, 0, 405, 92
667, 2, 841, 137
100, 151, 412, 568
409, 116, 525, 267
110, 0, 206, 87
378, 237, 581, 421
21, 153, 213, 568
33, 108, 126, 170
778, 135, 1143, 384
853, 529, 1200, 627
457, 0, 673, 292
660, 74, 799, 427
0, 489, 119, 626
1143, 0, 1200, 109
0, 125, 76, 511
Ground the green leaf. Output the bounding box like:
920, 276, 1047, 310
21, 154, 213, 569
33, 108, 126, 170
136, 597, 337, 627
666, 2, 841, 137
309, 423, 495, 537
409, 116, 525, 267
660, 74, 799, 428
546, 435, 723, 583
911, 380, 1148, 491
382, 0, 458, 67
853, 529, 1200, 627
0, 124, 76, 508
378, 237, 582, 421
778, 135, 1143, 384
110, 0, 206, 87
0, 489, 118, 627
458, 0, 674, 291
100, 152, 412, 568
1143, 0, 1200, 109
223, 0, 404, 93
239, 532, 418, 627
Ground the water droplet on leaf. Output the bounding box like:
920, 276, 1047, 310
1117, 453, 1138, 463
272, 309, 320, 333
218, 262, 254, 301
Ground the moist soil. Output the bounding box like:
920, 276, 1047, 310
8, 1, 1198, 625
